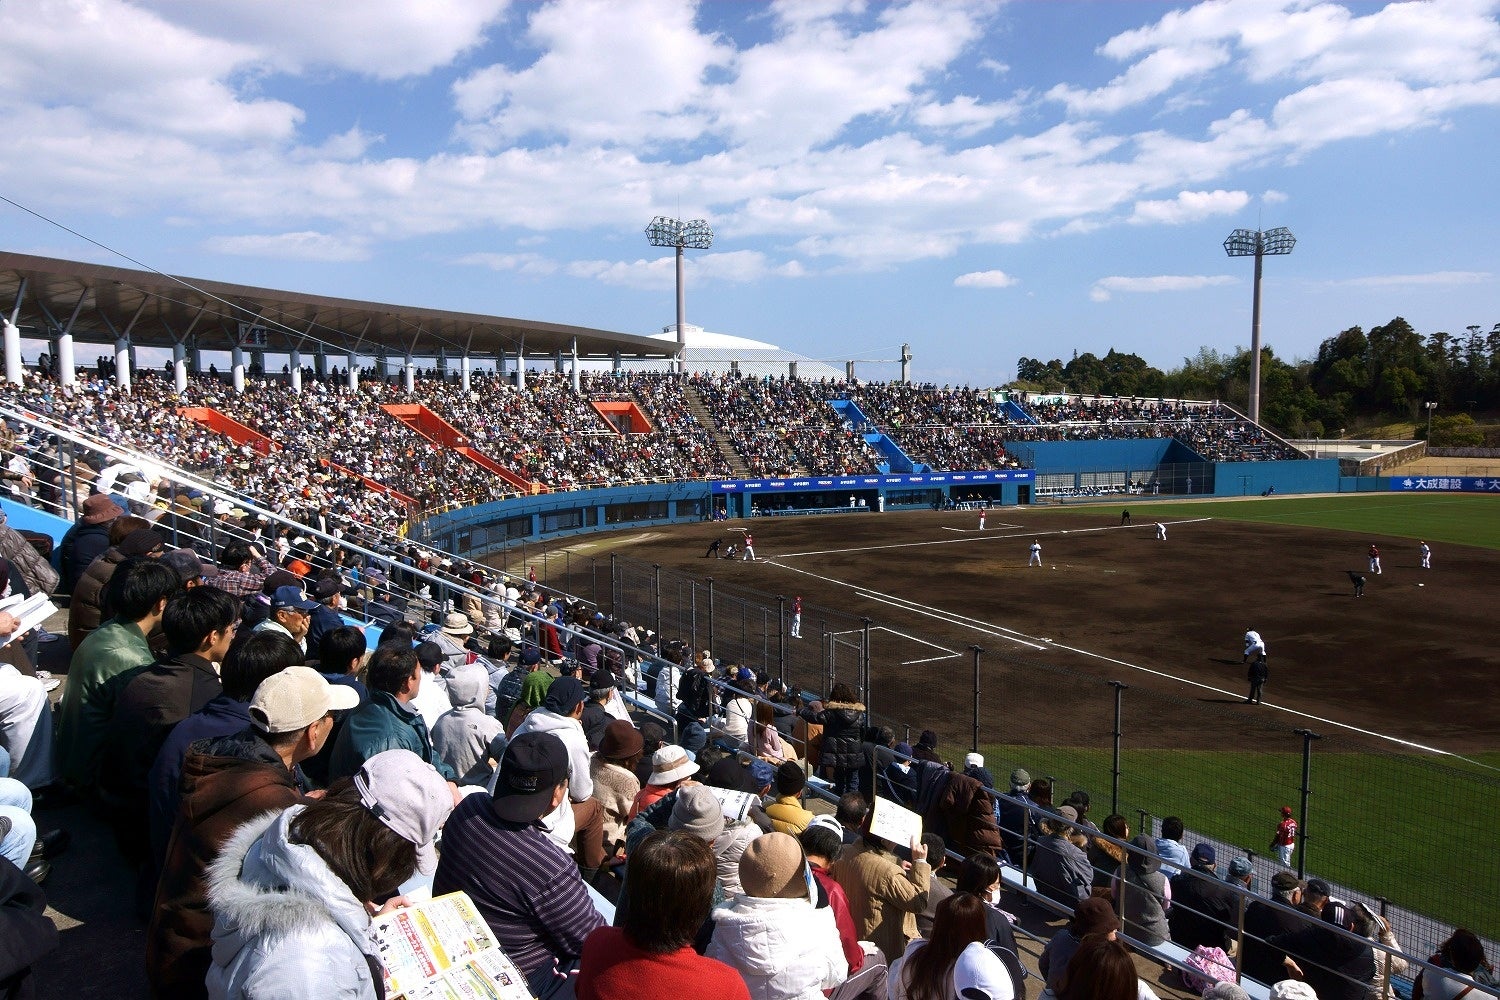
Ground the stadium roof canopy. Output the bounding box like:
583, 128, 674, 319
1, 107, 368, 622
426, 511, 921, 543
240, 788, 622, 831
0, 251, 673, 362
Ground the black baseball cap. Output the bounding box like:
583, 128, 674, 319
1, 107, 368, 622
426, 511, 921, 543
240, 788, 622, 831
492, 732, 569, 824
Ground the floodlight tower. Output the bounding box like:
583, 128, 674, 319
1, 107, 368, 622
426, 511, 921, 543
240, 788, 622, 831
646, 216, 714, 373
1223, 226, 1295, 425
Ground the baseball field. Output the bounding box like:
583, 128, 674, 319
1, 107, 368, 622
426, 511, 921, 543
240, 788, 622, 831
593, 491, 1500, 935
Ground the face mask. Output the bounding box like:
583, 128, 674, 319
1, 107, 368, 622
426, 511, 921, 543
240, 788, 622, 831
988, 886, 1001, 906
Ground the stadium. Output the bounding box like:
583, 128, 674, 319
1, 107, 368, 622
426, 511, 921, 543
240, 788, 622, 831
0, 252, 1496, 999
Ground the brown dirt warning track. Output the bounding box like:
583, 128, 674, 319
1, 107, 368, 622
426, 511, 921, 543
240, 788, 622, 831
599, 504, 1500, 756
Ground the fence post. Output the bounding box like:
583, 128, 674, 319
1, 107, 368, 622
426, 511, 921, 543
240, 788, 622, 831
1109, 680, 1128, 815
652, 565, 662, 638
860, 617, 872, 728
606, 551, 618, 614
740, 604, 747, 665
969, 645, 984, 752
1294, 727, 1321, 878
690, 581, 698, 651
777, 595, 786, 685
821, 622, 831, 695
706, 577, 715, 653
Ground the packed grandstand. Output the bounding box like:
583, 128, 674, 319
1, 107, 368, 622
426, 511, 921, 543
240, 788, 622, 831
0, 368, 1301, 524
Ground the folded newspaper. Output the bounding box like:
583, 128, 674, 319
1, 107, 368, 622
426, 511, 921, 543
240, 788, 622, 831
369, 891, 536, 1000
0, 592, 57, 647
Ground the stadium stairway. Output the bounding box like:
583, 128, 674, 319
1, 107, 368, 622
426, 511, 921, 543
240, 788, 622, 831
682, 383, 750, 478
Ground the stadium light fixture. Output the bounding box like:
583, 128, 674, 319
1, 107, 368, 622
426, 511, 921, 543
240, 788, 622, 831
1224, 227, 1295, 425
646, 216, 713, 372
1425, 400, 1438, 441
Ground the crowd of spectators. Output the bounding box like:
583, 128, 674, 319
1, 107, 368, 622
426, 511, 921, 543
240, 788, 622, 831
2, 369, 1308, 538
0, 436, 1486, 1000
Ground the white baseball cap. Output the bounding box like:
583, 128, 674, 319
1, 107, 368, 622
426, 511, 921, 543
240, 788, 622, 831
249, 666, 359, 734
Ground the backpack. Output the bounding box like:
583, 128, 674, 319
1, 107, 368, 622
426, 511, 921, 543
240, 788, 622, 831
985, 938, 1030, 1000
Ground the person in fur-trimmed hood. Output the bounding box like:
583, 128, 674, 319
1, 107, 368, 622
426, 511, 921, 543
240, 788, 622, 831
818, 684, 865, 795
203, 750, 453, 1000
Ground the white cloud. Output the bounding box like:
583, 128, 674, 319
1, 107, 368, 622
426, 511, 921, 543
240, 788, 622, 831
1325, 270, 1491, 288
454, 252, 559, 276
1048, 42, 1230, 116
912, 93, 1020, 134
1129, 189, 1249, 225
0, 0, 1497, 287
564, 249, 798, 289
954, 269, 1019, 288
1089, 274, 1236, 301
1261, 188, 1288, 203
154, 0, 512, 79
204, 231, 370, 261
453, 0, 727, 146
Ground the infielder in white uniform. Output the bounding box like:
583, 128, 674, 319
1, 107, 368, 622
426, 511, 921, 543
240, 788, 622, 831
1155, 522, 1166, 541
978, 510, 985, 530
1243, 629, 1267, 664
1028, 540, 1042, 566
1419, 541, 1431, 569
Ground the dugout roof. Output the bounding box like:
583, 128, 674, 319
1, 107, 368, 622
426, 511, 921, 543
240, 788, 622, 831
0, 251, 672, 361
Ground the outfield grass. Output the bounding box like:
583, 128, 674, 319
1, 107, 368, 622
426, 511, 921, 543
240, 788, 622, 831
1076, 492, 1500, 550
979, 739, 1500, 938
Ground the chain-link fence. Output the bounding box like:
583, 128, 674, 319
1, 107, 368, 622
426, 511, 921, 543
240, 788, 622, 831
582, 551, 1498, 964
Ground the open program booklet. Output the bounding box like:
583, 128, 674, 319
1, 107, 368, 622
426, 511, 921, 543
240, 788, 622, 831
369, 891, 536, 1000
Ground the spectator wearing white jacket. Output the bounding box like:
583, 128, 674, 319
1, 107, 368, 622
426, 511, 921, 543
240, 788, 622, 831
509, 676, 607, 874
204, 750, 454, 1000
708, 831, 848, 1000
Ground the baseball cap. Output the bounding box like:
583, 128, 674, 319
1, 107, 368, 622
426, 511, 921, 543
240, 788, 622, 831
1280, 805, 1293, 816
1010, 768, 1031, 788
542, 676, 586, 715
1271, 871, 1304, 894
261, 569, 303, 595
492, 732, 570, 825
1229, 857, 1254, 879
120, 527, 167, 557
312, 577, 349, 602
1305, 878, 1331, 897
161, 547, 218, 584
965, 752, 984, 769
249, 666, 360, 734
354, 749, 455, 874
270, 585, 319, 612
1191, 843, 1217, 866
807, 814, 844, 837
519, 648, 541, 666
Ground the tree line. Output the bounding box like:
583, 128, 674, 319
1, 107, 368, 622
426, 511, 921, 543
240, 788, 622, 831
1012, 317, 1500, 444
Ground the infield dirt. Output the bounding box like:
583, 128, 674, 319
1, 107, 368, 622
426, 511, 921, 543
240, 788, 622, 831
597, 504, 1498, 756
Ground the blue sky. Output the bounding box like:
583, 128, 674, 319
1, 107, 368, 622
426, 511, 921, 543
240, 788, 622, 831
2, 0, 1498, 386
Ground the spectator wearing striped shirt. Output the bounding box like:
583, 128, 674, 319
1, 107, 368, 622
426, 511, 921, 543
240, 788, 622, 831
433, 731, 606, 999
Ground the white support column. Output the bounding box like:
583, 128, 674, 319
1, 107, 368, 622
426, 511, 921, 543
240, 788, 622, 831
289, 349, 303, 394
231, 345, 246, 393
570, 338, 580, 394
3, 320, 22, 386
172, 343, 188, 393
56, 332, 76, 388
461, 353, 471, 392
516, 353, 526, 389
115, 336, 132, 393
403, 358, 415, 394
347, 352, 359, 391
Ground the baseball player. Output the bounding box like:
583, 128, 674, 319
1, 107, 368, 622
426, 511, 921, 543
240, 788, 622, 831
1368, 544, 1381, 575
978, 509, 986, 530
1155, 521, 1166, 541
1243, 629, 1266, 663
1028, 539, 1042, 567
1348, 570, 1365, 598
1419, 540, 1431, 569
790, 595, 802, 638
742, 531, 756, 561
1270, 806, 1297, 865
